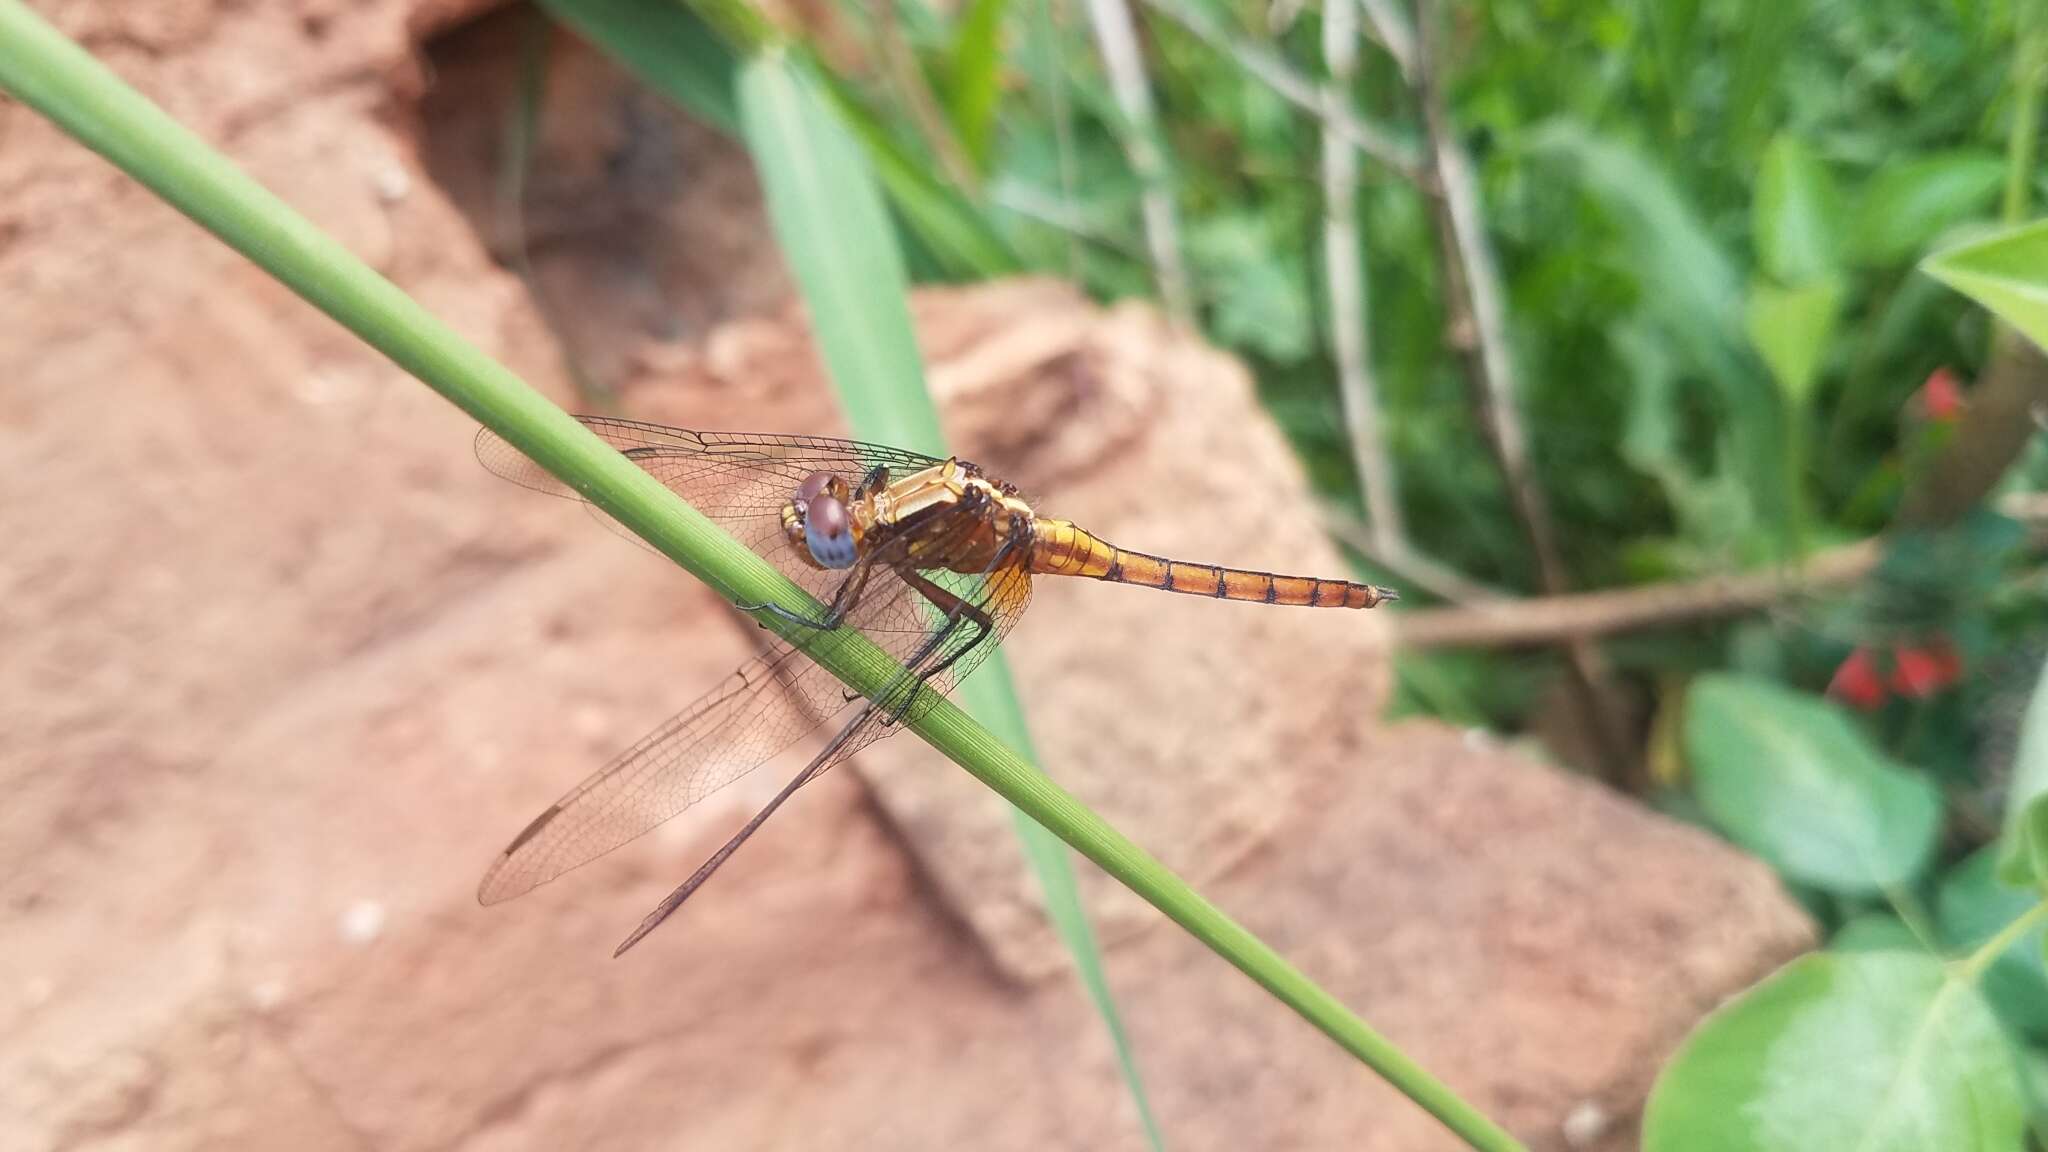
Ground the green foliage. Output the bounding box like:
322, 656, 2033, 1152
536, 0, 2048, 1143
1924, 218, 2048, 353
1851, 154, 2009, 267
1754, 135, 1842, 285
1938, 846, 2048, 1040
942, 0, 1009, 168
1684, 675, 1942, 893
1644, 952, 2025, 1152
1998, 651, 2048, 887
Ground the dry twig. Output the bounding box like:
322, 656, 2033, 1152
1135, 0, 1427, 184
1081, 0, 1194, 320
1407, 0, 1634, 779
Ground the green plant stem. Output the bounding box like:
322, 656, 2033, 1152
0, 4, 1524, 1149
2002, 14, 2044, 228
1993, 11, 2045, 364
1957, 900, 2048, 984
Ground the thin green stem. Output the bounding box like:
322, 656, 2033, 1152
2001, 13, 2044, 228
0, 5, 1523, 1149
1957, 900, 2048, 984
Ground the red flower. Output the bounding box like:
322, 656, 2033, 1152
1889, 640, 1963, 698
1916, 367, 1965, 422
1829, 647, 1888, 710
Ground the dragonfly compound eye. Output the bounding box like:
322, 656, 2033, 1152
796, 471, 833, 504
803, 493, 857, 569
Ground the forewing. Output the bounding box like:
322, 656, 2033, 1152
476, 418, 948, 590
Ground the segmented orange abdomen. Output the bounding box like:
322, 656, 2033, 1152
1027, 519, 1395, 608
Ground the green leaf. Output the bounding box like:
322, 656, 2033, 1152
1753, 135, 1841, 284
1684, 675, 1942, 893
1745, 278, 1843, 408
1850, 153, 2007, 267
1937, 846, 2048, 1040
945, 0, 1010, 168
1922, 218, 2048, 355
1644, 952, 2024, 1152
1997, 651, 2048, 886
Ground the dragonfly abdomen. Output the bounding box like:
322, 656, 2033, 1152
1027, 519, 1395, 608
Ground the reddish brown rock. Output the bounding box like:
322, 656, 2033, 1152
0, 3, 1812, 1151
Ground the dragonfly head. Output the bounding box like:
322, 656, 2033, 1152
790, 471, 859, 570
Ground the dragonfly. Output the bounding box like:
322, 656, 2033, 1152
475, 416, 1398, 954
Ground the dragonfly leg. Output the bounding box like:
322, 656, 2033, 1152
876, 535, 1018, 726
615, 540, 1000, 954
737, 548, 878, 632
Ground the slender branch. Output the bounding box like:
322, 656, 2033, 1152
1135, 0, 1429, 185
1895, 340, 2048, 530
1080, 0, 1194, 320
1395, 492, 2048, 649
1393, 540, 1883, 649
1355, 0, 1416, 79
1321, 0, 1407, 559
1408, 0, 1633, 779
992, 181, 1150, 262
1323, 513, 1511, 605
0, 6, 1526, 1148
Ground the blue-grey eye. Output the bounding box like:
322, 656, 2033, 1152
804, 493, 857, 569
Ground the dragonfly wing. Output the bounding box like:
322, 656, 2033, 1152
477, 418, 950, 579
474, 418, 1036, 904
478, 640, 865, 904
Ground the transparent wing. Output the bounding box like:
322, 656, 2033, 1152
477, 417, 950, 580
475, 420, 1033, 904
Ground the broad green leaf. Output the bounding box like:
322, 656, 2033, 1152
1923, 218, 2048, 355
1937, 846, 2048, 1039
1753, 135, 1841, 284
1745, 278, 1843, 409
945, 0, 1010, 168
1644, 952, 2024, 1152
1850, 153, 2007, 267
1997, 651, 2048, 886
1684, 675, 1942, 893
736, 54, 1163, 1150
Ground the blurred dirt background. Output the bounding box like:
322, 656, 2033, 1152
2, 2, 1814, 1149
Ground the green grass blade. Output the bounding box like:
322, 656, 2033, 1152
538, 0, 1017, 279
735, 52, 1165, 1148
945, 0, 1011, 168
535, 0, 738, 133
0, 8, 1523, 1149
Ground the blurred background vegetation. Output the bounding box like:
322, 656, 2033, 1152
508, 0, 2048, 1138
